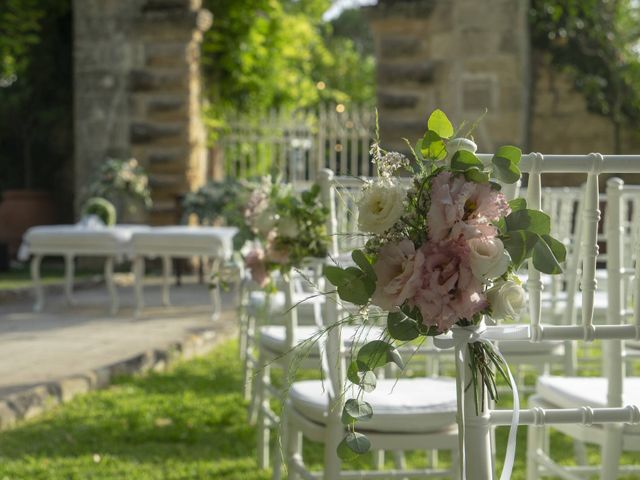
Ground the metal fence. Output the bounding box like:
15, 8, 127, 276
216, 104, 375, 183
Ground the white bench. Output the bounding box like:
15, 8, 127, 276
18, 224, 149, 313
130, 226, 238, 319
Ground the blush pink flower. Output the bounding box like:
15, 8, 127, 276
409, 239, 487, 332
245, 248, 270, 288
427, 172, 510, 243
371, 239, 420, 310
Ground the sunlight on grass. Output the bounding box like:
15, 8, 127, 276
0, 340, 638, 479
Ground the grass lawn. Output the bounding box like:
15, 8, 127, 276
0, 340, 638, 479
0, 263, 100, 291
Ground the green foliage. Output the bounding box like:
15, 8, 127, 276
0, 0, 72, 192
82, 197, 117, 226
324, 250, 376, 305
201, 0, 375, 140
530, 0, 640, 149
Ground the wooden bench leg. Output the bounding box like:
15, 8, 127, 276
105, 257, 118, 315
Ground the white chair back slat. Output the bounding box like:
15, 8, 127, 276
580, 169, 601, 331
526, 158, 543, 334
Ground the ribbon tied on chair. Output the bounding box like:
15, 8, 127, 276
434, 324, 520, 480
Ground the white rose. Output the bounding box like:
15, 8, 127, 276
278, 216, 299, 238
487, 280, 527, 320
468, 237, 510, 282
357, 180, 406, 234
254, 209, 278, 236
446, 138, 478, 165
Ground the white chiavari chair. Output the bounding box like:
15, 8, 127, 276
436, 153, 640, 480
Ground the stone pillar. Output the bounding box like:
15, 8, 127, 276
73, 0, 142, 212
131, 0, 212, 224
73, 0, 212, 224
367, 0, 530, 152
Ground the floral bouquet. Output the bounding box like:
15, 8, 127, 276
324, 110, 566, 457
243, 176, 329, 288
88, 158, 153, 209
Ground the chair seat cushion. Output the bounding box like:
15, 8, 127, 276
247, 291, 323, 317
537, 376, 640, 433
497, 340, 564, 356
259, 325, 385, 353
290, 377, 457, 433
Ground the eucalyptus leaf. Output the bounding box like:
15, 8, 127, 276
501, 230, 539, 268
508, 198, 527, 212
338, 432, 371, 459
494, 145, 522, 164
451, 150, 484, 172
360, 370, 377, 392
427, 109, 454, 139
464, 167, 490, 183
421, 130, 447, 161
492, 155, 521, 184
357, 340, 398, 370
532, 236, 563, 274
387, 311, 420, 341
505, 209, 551, 235
344, 399, 373, 422
324, 265, 347, 287
352, 250, 376, 282
541, 234, 567, 263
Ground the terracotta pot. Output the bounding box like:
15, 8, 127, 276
0, 190, 56, 258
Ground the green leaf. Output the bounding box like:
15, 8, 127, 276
501, 230, 539, 268
337, 432, 371, 459
451, 150, 484, 172
541, 234, 567, 264
494, 145, 522, 165
421, 131, 447, 161
352, 250, 376, 282
464, 167, 490, 183
427, 109, 454, 139
347, 361, 360, 385
342, 399, 373, 424
533, 236, 563, 274
492, 155, 521, 184
505, 209, 551, 235
387, 311, 420, 341
360, 370, 377, 392
508, 198, 527, 212
357, 340, 401, 370
324, 265, 347, 287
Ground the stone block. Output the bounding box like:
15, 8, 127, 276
130, 69, 188, 92
146, 148, 189, 166
379, 36, 422, 58
130, 121, 184, 143
377, 61, 437, 85
146, 95, 188, 115
144, 43, 189, 67
378, 92, 420, 110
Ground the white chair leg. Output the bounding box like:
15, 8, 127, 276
209, 257, 222, 320
272, 405, 287, 480
256, 362, 271, 469
64, 253, 76, 306
161, 255, 171, 307
133, 256, 145, 317
372, 450, 384, 469
526, 425, 542, 480
104, 257, 118, 315
286, 409, 301, 480
31, 254, 44, 312
600, 424, 623, 479
323, 418, 343, 480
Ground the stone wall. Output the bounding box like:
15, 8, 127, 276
73, 0, 211, 224
367, 0, 530, 153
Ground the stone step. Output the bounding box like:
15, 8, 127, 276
377, 61, 436, 84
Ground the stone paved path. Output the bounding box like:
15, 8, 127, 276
0, 277, 236, 424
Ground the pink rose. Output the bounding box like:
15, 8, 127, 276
427, 172, 510, 243
371, 239, 420, 310
245, 248, 270, 288
409, 240, 487, 332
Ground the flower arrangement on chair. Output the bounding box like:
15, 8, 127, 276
324, 110, 567, 459
242, 176, 329, 288
88, 158, 153, 216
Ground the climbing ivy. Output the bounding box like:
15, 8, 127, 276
530, 0, 640, 151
